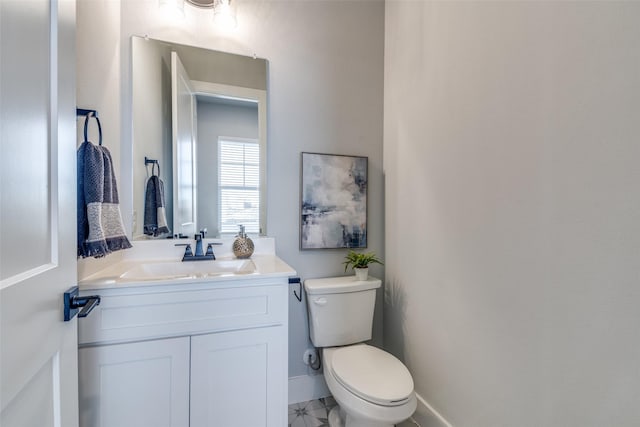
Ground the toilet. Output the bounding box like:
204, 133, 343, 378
305, 276, 417, 427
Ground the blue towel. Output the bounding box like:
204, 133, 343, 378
77, 140, 132, 258
143, 175, 171, 237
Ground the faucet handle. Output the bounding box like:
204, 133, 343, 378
194, 233, 202, 241
180, 244, 193, 261
199, 228, 207, 239
205, 243, 216, 260
184, 244, 193, 257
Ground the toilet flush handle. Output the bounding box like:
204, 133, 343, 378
313, 297, 327, 306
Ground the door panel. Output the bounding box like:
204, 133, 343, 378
171, 51, 197, 237
0, 0, 78, 426
0, 0, 51, 278
1, 355, 59, 427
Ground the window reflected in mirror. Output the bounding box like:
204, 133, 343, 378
218, 137, 260, 234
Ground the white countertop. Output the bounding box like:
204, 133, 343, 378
78, 238, 296, 291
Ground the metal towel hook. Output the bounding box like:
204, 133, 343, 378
145, 157, 160, 177
289, 277, 302, 302
83, 111, 103, 146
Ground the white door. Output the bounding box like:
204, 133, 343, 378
0, 1, 78, 426
171, 51, 197, 238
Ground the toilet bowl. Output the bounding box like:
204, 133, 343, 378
304, 276, 417, 427
322, 344, 417, 427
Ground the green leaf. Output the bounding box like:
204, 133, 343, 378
343, 250, 383, 271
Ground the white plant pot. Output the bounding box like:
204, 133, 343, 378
354, 267, 369, 281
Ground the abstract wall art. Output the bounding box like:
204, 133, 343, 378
300, 152, 368, 249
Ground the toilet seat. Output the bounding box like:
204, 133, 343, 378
329, 344, 414, 407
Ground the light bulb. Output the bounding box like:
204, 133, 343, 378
159, 0, 185, 19
213, 0, 237, 30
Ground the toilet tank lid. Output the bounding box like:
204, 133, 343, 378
304, 276, 381, 295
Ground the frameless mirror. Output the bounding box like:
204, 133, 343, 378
131, 36, 267, 240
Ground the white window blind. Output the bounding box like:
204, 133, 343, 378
218, 138, 260, 234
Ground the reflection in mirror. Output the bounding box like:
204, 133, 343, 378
132, 36, 267, 240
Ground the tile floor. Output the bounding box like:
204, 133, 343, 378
288, 397, 419, 427
288, 396, 337, 427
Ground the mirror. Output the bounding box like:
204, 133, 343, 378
131, 36, 267, 240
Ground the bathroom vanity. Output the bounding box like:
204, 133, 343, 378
77, 239, 294, 427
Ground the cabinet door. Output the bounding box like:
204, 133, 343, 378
190, 326, 286, 427
79, 337, 190, 427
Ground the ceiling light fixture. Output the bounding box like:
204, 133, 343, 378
211, 0, 237, 30
159, 0, 185, 18
164, 0, 236, 29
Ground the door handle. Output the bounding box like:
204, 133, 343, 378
64, 286, 101, 321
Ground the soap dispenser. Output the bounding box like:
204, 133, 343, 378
232, 225, 254, 259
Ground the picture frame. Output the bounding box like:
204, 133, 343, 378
300, 152, 368, 249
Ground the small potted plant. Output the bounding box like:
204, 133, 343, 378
343, 250, 383, 281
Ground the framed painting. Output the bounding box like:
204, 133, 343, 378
300, 152, 368, 249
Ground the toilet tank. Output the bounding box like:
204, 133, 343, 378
304, 276, 381, 347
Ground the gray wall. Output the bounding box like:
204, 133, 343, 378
384, 2, 640, 426
77, 0, 385, 381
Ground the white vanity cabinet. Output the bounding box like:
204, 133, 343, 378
78, 277, 289, 427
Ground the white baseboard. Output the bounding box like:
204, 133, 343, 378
411, 392, 453, 427
288, 374, 331, 405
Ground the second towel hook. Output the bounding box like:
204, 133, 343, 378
83, 111, 103, 146
145, 157, 160, 177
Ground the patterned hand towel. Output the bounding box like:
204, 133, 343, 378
143, 175, 171, 237
77, 141, 132, 258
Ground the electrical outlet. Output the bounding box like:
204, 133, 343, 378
303, 348, 318, 366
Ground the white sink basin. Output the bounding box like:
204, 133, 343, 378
120, 259, 256, 281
